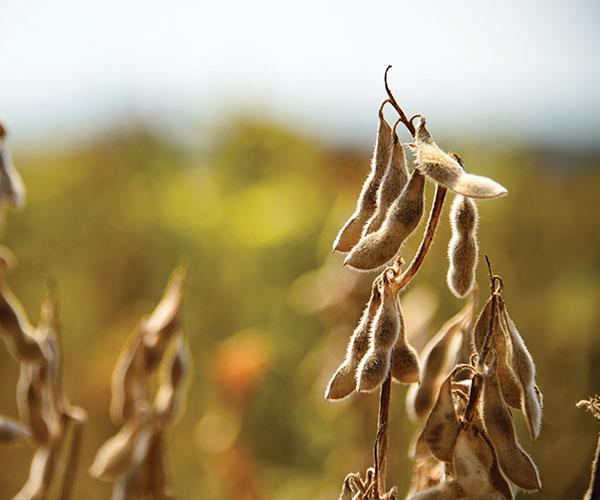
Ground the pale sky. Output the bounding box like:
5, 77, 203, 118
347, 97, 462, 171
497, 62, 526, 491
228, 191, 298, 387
1, 0, 599, 149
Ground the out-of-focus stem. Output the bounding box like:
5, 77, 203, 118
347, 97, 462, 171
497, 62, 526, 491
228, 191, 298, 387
374, 373, 392, 497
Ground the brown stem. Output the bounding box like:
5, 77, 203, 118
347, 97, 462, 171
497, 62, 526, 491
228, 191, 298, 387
384, 66, 416, 137
374, 372, 392, 498
59, 407, 86, 500
585, 431, 600, 500
391, 184, 448, 293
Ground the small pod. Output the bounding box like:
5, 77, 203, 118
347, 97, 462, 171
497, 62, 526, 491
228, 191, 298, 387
0, 123, 26, 212
482, 369, 541, 491
425, 368, 463, 463
89, 420, 145, 481
362, 126, 410, 236
492, 322, 522, 410
389, 297, 420, 384
344, 168, 425, 271
333, 104, 393, 252
11, 446, 55, 500
153, 338, 189, 420
16, 365, 50, 444
326, 281, 382, 400
447, 195, 479, 298
407, 308, 467, 420
356, 276, 400, 392
471, 297, 493, 355
500, 302, 542, 440
110, 335, 144, 425
411, 117, 507, 199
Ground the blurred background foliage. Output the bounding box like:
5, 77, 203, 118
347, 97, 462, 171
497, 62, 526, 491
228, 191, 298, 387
0, 115, 598, 499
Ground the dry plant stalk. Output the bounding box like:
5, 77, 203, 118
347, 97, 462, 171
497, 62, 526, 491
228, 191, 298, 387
0, 124, 87, 500
577, 395, 600, 500
325, 67, 545, 499
90, 267, 190, 500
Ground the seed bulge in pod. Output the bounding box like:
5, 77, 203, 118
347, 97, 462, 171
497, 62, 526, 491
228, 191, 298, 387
390, 299, 420, 384
412, 117, 507, 199
493, 322, 522, 410
406, 480, 464, 500
425, 370, 460, 463
362, 128, 410, 235
447, 195, 479, 298
344, 168, 425, 271
326, 281, 382, 400
356, 277, 400, 392
333, 104, 393, 252
471, 297, 493, 355
482, 369, 541, 491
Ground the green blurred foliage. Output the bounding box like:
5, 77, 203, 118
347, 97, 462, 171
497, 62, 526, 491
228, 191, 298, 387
0, 117, 599, 499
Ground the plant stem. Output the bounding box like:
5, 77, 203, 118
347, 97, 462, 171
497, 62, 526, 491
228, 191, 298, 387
384, 66, 416, 137
391, 184, 448, 293
585, 431, 600, 500
374, 373, 392, 497
60, 407, 86, 500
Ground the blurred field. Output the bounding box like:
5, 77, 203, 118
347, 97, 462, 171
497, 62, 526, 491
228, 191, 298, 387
0, 117, 599, 499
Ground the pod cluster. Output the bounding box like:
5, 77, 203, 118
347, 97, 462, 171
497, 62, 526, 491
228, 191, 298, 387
90, 267, 190, 500
406, 277, 543, 499
326, 269, 420, 400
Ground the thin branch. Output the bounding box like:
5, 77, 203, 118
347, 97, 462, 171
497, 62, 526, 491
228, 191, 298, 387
374, 372, 392, 498
384, 66, 416, 137
60, 407, 86, 500
585, 431, 600, 500
391, 184, 448, 293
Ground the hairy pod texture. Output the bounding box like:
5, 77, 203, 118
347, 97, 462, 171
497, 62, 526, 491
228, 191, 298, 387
326, 281, 382, 400
344, 167, 425, 271
500, 301, 542, 440
407, 307, 468, 421
333, 109, 393, 252
406, 479, 464, 500
447, 195, 479, 298
362, 134, 409, 236
389, 297, 420, 384
425, 370, 460, 463
356, 277, 400, 392
482, 369, 541, 491
412, 117, 507, 199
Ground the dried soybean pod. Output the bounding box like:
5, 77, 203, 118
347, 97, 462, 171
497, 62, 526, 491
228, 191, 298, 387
453, 425, 496, 497
412, 117, 507, 199
0, 122, 26, 212
356, 276, 400, 392
493, 324, 522, 410
110, 333, 144, 425
407, 309, 467, 420
333, 102, 393, 252
344, 168, 425, 271
472, 297, 493, 355
326, 280, 382, 400
11, 446, 55, 500
89, 420, 143, 481
406, 480, 464, 500
16, 365, 50, 444
390, 299, 420, 384
153, 338, 189, 420
140, 267, 185, 373
362, 121, 410, 236
447, 195, 479, 298
0, 415, 30, 443
482, 369, 541, 491
425, 367, 465, 463
500, 301, 542, 440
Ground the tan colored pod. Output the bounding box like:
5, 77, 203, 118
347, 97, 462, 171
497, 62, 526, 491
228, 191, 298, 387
500, 302, 542, 440
333, 105, 393, 252
453, 423, 509, 500
425, 369, 460, 463
412, 117, 507, 199
408, 425, 429, 460
390, 298, 420, 384
407, 309, 467, 420
492, 323, 522, 410
482, 370, 541, 491
362, 128, 409, 235
406, 480, 464, 500
141, 267, 185, 372
344, 168, 425, 271
11, 446, 55, 500
153, 338, 189, 420
447, 196, 479, 298
110, 334, 144, 425
472, 297, 493, 355
0, 123, 26, 211
326, 281, 382, 400
0, 415, 30, 443
356, 277, 400, 392
0, 279, 45, 362
16, 365, 50, 444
